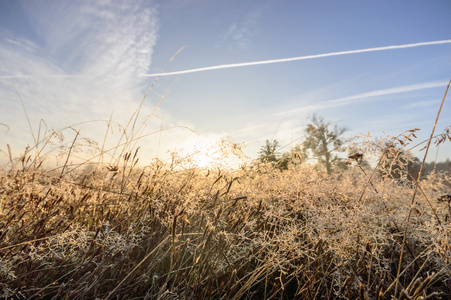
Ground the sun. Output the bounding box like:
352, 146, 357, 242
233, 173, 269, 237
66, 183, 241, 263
182, 143, 223, 169
177, 137, 246, 170
173, 135, 249, 171
190, 150, 219, 169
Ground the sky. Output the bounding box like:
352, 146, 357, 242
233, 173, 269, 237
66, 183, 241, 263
1, 0, 451, 168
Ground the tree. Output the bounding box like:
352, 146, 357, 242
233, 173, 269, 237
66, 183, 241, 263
277, 144, 306, 170
258, 140, 306, 170
302, 114, 348, 174
259, 139, 280, 165
407, 158, 451, 182
407, 157, 421, 181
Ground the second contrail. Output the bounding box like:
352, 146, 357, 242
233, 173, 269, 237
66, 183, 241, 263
140, 39, 451, 77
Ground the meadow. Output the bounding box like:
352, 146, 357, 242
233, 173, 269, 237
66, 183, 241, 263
1, 84, 451, 299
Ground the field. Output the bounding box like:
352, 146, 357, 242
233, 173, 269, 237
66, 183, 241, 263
1, 89, 451, 299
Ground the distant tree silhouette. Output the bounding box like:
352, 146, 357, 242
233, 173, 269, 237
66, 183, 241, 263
407, 157, 451, 182
276, 145, 306, 170
407, 157, 422, 181
259, 139, 280, 166
258, 140, 305, 170
303, 114, 348, 174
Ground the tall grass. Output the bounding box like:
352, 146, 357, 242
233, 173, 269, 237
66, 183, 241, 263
1, 82, 450, 299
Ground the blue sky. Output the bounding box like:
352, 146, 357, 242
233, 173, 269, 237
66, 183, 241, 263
1, 0, 450, 167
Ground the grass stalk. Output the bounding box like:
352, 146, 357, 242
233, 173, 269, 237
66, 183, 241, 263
394, 79, 450, 296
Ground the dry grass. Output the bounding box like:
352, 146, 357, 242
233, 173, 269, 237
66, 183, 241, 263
1, 140, 450, 299
1, 82, 450, 299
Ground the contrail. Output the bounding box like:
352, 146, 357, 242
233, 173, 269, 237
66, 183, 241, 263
140, 39, 451, 77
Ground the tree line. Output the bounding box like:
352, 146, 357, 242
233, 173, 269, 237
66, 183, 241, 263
257, 114, 451, 180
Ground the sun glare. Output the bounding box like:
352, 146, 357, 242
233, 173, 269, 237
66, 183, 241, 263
190, 149, 220, 169
178, 137, 247, 170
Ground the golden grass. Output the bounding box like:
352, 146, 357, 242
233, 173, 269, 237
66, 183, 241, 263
1, 145, 450, 299
0, 81, 450, 299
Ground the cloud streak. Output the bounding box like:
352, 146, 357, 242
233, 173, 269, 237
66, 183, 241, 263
275, 80, 450, 116
327, 80, 449, 105
141, 39, 451, 77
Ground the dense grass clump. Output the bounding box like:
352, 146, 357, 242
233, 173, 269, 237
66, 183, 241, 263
1, 148, 450, 299
1, 81, 450, 299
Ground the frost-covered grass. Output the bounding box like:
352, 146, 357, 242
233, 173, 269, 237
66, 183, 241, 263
1, 145, 450, 299
1, 81, 450, 299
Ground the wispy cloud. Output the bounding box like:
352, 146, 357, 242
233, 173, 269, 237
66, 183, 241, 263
141, 39, 451, 77
274, 104, 324, 117
6, 0, 158, 86
327, 81, 449, 105
404, 99, 441, 109
274, 80, 449, 117
219, 6, 264, 49
3, 36, 38, 52
1, 0, 158, 108
0, 0, 159, 152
